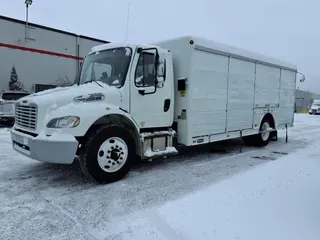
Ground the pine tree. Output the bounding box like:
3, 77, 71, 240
8, 65, 23, 91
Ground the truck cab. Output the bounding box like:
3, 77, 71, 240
10, 43, 177, 183
77, 44, 174, 129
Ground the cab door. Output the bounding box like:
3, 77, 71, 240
129, 47, 173, 129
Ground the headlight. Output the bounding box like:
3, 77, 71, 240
73, 93, 105, 102
47, 116, 80, 128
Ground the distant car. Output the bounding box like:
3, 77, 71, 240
309, 99, 320, 115
0, 90, 30, 124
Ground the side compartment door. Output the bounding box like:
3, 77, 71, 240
129, 48, 173, 129
254, 64, 281, 108
189, 50, 229, 137
227, 58, 255, 131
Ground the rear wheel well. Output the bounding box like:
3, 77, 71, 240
261, 113, 275, 128
77, 114, 140, 155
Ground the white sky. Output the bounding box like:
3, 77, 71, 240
1, 0, 319, 92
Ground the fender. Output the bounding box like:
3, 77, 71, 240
90, 106, 140, 134
256, 112, 276, 129
87, 107, 142, 155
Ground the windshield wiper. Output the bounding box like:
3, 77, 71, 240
83, 79, 104, 88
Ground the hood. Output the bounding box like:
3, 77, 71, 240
19, 82, 122, 108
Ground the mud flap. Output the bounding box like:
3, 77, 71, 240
270, 130, 278, 141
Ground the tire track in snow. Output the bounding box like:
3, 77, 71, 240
46, 199, 100, 240
144, 209, 191, 240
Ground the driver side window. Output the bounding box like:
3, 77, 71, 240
135, 52, 156, 87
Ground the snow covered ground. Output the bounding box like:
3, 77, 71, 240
0, 114, 320, 240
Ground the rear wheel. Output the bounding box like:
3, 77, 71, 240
79, 125, 135, 184
242, 118, 271, 147
256, 120, 271, 146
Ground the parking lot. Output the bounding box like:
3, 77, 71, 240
0, 114, 319, 239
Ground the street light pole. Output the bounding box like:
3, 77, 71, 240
25, 0, 33, 42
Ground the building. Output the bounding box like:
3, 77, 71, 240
295, 89, 320, 113
0, 15, 109, 93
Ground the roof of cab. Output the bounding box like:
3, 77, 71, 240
90, 42, 157, 54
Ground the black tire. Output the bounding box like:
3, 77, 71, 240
79, 125, 135, 184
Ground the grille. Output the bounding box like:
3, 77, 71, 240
15, 104, 37, 130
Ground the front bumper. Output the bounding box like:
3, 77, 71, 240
10, 129, 79, 164
309, 110, 320, 114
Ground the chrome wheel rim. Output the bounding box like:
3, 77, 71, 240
97, 137, 128, 173
261, 122, 270, 141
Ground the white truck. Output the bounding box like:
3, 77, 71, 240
309, 99, 320, 115
10, 36, 304, 184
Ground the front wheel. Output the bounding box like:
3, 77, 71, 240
79, 125, 135, 184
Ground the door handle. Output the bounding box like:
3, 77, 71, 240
164, 99, 171, 112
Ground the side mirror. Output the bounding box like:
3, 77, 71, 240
297, 71, 305, 83
156, 62, 165, 88
157, 63, 164, 76
156, 53, 166, 88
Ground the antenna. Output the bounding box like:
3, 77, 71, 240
125, 1, 131, 42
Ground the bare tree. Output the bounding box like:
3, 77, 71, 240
56, 74, 73, 87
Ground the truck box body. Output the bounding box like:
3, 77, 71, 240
155, 36, 297, 146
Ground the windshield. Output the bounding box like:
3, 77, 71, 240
77, 47, 132, 87
312, 100, 320, 106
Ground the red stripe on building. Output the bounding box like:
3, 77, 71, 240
0, 42, 84, 61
